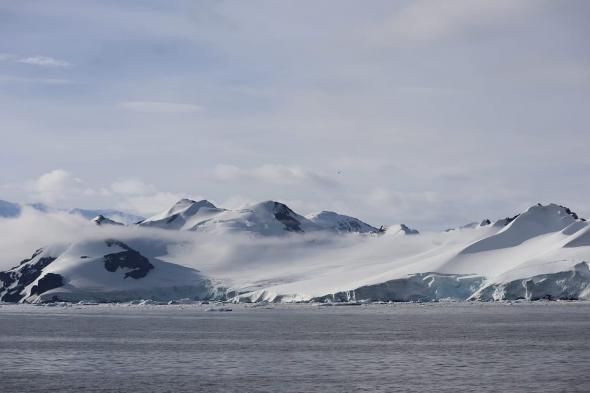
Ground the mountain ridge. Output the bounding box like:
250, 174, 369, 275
2, 201, 589, 304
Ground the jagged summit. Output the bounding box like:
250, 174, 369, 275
480, 219, 491, 227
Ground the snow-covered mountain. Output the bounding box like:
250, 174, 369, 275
138, 199, 222, 230
210, 203, 590, 303
2, 202, 590, 303
0, 239, 212, 303
139, 199, 323, 236
306, 211, 378, 233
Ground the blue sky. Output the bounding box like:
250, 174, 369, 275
1, 0, 589, 229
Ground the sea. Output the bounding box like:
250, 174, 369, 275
0, 302, 589, 392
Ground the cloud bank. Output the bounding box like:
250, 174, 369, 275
0, 1, 589, 229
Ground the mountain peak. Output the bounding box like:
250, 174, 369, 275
306, 210, 378, 234
480, 219, 492, 227
139, 198, 219, 230
162, 198, 216, 217
505, 203, 583, 225
92, 215, 123, 226
173, 198, 215, 209
251, 200, 289, 211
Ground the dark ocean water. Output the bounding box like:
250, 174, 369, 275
0, 302, 589, 392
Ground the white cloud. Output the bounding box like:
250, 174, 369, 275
0, 208, 89, 269
16, 171, 184, 216
213, 164, 339, 188
108, 179, 185, 215
33, 169, 82, 203
217, 195, 255, 210
0, 53, 71, 67
120, 101, 204, 113
18, 56, 71, 67
2, 1, 589, 230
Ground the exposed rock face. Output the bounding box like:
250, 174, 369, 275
0, 249, 59, 302
271, 202, 303, 232
103, 240, 154, 279
493, 215, 519, 227
30, 273, 64, 296
399, 224, 419, 235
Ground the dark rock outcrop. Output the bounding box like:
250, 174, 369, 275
103, 240, 154, 279
30, 273, 64, 295
0, 249, 57, 302
272, 202, 303, 232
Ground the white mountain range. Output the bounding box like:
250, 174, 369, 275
1, 199, 589, 303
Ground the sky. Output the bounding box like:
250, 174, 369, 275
0, 0, 589, 230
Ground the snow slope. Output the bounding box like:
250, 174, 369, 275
227, 204, 590, 302
306, 211, 378, 233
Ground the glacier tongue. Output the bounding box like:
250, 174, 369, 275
311, 273, 485, 303
470, 262, 590, 301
